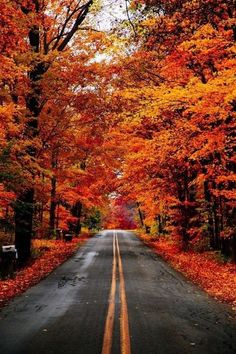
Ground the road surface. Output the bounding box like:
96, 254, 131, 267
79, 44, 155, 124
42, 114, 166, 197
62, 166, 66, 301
0, 230, 235, 354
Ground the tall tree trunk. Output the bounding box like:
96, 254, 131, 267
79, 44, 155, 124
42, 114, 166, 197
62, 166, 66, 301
40, 201, 44, 237
212, 201, 221, 249
49, 152, 58, 236
137, 203, 150, 232
231, 236, 236, 263
71, 201, 83, 235
56, 203, 60, 229
49, 175, 57, 236
137, 203, 144, 227
15, 189, 34, 264
204, 180, 215, 248
157, 214, 163, 234
14, 22, 43, 263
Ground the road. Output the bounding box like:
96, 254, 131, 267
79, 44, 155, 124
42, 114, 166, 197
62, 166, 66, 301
0, 230, 235, 354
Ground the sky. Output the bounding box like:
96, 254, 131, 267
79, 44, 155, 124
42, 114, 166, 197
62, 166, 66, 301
93, 0, 128, 31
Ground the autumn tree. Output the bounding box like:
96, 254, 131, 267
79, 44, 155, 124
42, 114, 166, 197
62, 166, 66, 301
109, 0, 236, 257
103, 196, 137, 230
2, 0, 98, 263
1, 0, 235, 264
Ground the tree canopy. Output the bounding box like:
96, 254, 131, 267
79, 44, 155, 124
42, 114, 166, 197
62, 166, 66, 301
0, 0, 235, 262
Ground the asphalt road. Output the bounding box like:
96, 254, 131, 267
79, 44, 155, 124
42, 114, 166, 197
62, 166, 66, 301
0, 230, 235, 354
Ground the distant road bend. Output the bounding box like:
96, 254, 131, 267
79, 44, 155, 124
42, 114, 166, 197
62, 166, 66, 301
0, 230, 235, 354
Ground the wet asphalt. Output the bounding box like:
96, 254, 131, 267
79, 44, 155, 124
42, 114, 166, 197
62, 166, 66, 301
0, 230, 235, 354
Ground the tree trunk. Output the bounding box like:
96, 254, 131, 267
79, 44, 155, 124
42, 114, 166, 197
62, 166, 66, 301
40, 201, 44, 238
212, 198, 221, 250
15, 189, 34, 265
137, 203, 144, 227
49, 175, 57, 236
72, 201, 83, 235
145, 225, 151, 234
49, 152, 58, 236
231, 236, 236, 263
14, 24, 44, 263
157, 214, 163, 234
204, 181, 216, 248
56, 203, 60, 229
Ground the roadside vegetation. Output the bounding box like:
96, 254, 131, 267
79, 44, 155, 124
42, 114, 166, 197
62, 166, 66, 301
138, 233, 236, 308
0, 234, 90, 308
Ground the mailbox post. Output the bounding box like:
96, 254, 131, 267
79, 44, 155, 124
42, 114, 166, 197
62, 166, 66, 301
56, 228, 63, 240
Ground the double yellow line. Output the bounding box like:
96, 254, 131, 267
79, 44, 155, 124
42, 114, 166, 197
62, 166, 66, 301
102, 231, 131, 354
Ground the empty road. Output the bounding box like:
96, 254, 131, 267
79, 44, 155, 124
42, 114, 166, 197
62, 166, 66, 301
0, 230, 235, 354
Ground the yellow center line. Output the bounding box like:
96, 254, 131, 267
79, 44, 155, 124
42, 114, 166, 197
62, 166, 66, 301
102, 231, 131, 354
116, 232, 131, 354
102, 234, 117, 354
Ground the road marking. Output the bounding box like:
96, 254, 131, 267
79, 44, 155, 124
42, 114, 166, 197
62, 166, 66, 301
102, 234, 117, 354
116, 232, 131, 354
102, 231, 131, 354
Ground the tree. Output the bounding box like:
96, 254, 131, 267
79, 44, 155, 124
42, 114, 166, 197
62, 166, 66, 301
9, 0, 96, 263
108, 0, 236, 257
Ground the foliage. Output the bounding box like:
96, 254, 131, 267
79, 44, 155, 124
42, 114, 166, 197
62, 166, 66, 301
109, 0, 236, 259
104, 196, 138, 230
0, 0, 120, 255
83, 208, 102, 230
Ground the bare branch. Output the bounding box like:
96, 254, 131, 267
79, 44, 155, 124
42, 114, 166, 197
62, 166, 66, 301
57, 0, 94, 52
125, 0, 137, 37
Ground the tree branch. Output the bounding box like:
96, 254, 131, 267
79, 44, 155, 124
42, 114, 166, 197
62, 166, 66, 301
125, 0, 137, 37
57, 0, 94, 52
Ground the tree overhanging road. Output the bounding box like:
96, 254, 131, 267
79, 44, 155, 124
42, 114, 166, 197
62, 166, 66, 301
0, 231, 235, 354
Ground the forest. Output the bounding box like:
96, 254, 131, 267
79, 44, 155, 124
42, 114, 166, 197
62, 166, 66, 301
0, 0, 235, 273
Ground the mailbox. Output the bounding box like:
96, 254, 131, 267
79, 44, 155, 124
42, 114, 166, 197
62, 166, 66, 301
0, 245, 18, 279
2, 245, 18, 258
64, 234, 73, 242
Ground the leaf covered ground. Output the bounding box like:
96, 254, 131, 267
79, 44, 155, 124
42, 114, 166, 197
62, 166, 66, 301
0, 235, 89, 308
139, 234, 236, 308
